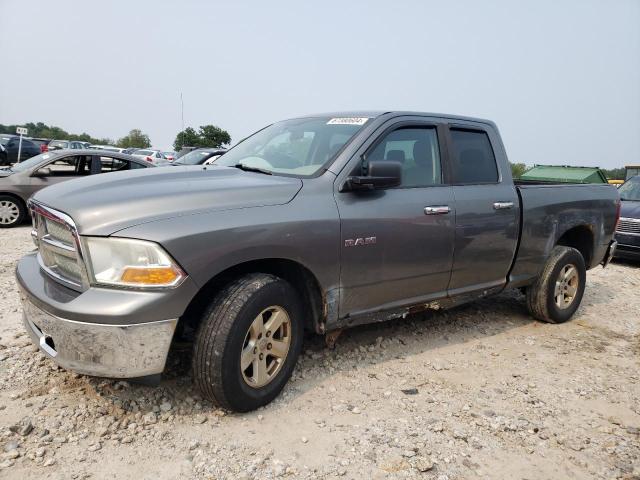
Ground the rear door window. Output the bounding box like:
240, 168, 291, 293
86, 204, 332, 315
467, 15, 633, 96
99, 157, 140, 172
449, 129, 499, 184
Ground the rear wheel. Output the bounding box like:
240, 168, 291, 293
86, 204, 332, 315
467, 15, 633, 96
0, 195, 26, 228
526, 246, 586, 323
192, 273, 303, 412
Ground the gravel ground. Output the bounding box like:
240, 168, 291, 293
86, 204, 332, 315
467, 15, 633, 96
0, 225, 639, 480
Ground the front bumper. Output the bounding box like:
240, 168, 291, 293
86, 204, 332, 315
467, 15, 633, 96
614, 232, 640, 259
21, 294, 177, 378
15, 252, 194, 378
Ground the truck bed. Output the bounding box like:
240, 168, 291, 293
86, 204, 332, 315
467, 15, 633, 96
508, 182, 619, 287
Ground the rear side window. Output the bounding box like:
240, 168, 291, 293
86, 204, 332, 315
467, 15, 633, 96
449, 129, 498, 184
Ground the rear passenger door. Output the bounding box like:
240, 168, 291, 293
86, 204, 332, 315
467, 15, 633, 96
445, 125, 519, 296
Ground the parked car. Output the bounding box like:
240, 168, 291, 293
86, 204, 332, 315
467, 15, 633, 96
162, 151, 176, 161
48, 140, 85, 151
29, 138, 52, 153
614, 175, 640, 259
89, 145, 125, 153
130, 149, 169, 165
0, 149, 153, 227
0, 135, 41, 165
172, 147, 227, 165
16, 111, 619, 412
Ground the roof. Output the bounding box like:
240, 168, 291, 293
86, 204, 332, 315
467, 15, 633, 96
521, 165, 608, 184
40, 149, 153, 166
291, 111, 496, 126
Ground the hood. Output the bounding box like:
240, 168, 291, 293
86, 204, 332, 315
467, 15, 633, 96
620, 199, 640, 219
33, 165, 303, 235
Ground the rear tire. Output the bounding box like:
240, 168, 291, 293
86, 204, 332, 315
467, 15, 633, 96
526, 246, 586, 323
0, 195, 26, 228
192, 273, 303, 412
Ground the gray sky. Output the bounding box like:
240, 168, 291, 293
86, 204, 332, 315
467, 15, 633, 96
1, 0, 639, 167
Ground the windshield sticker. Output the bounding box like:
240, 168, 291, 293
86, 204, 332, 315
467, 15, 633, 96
41, 154, 50, 160
327, 117, 369, 126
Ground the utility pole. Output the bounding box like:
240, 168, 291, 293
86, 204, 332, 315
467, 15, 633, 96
180, 92, 184, 132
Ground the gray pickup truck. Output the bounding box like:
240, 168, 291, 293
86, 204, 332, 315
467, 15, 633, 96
16, 112, 619, 411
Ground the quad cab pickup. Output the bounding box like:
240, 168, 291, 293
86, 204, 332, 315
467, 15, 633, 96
16, 112, 619, 411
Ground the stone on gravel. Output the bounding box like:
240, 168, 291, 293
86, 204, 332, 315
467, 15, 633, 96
9, 417, 33, 436
414, 456, 435, 472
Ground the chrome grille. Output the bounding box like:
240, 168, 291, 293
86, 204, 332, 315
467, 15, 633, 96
30, 202, 88, 291
617, 217, 640, 236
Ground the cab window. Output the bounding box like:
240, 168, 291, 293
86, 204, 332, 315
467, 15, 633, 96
367, 127, 442, 187
449, 129, 499, 184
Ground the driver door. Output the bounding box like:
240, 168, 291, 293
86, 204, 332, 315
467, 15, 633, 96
335, 121, 456, 317
27, 155, 90, 197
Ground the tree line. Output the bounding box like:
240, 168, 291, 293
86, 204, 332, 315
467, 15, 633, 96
0, 121, 232, 152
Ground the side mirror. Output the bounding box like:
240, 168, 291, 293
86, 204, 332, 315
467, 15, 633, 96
33, 167, 52, 177
342, 160, 402, 192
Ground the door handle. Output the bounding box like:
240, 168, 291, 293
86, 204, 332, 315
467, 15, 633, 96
493, 201, 514, 210
424, 205, 450, 215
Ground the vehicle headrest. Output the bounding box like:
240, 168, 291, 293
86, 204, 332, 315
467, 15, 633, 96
386, 149, 405, 163
90, 156, 103, 174
413, 140, 431, 165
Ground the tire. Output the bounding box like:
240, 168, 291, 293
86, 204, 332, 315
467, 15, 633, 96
526, 246, 586, 323
0, 195, 26, 228
193, 273, 304, 412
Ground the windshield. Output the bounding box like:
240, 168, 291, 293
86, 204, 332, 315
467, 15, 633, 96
619, 176, 640, 201
215, 116, 369, 177
133, 150, 153, 156
9, 152, 53, 172
175, 150, 215, 165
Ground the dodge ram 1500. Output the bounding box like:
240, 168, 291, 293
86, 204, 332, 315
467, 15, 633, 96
17, 111, 619, 411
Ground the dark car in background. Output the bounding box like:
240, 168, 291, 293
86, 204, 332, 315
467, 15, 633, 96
29, 138, 52, 153
48, 140, 85, 151
173, 147, 227, 165
615, 175, 640, 259
0, 149, 153, 227
0, 135, 41, 165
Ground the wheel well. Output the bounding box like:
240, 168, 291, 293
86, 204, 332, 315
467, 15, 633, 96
556, 225, 594, 267
180, 259, 324, 337
0, 193, 27, 213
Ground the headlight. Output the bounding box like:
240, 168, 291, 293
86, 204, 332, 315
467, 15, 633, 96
84, 237, 185, 288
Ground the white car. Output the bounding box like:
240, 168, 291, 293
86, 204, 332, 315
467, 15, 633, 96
130, 149, 168, 165
89, 145, 126, 153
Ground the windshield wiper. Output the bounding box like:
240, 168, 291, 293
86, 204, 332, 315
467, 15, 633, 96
234, 163, 272, 175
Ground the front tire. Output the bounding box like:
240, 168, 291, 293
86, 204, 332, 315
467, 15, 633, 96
526, 246, 586, 323
0, 195, 26, 228
193, 273, 303, 412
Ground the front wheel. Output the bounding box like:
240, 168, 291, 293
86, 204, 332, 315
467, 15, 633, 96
526, 246, 586, 323
192, 273, 303, 412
